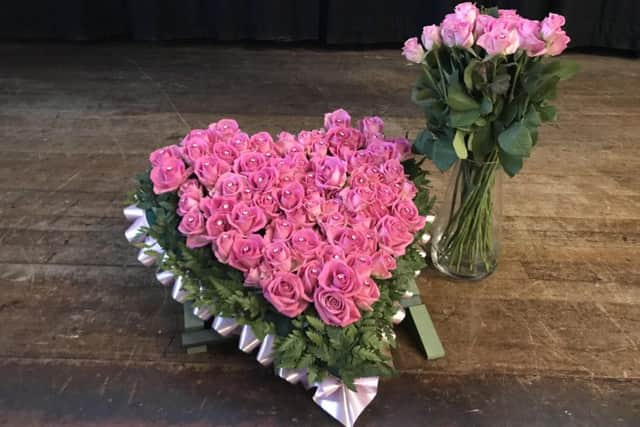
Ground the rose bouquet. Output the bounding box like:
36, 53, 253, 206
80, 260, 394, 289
402, 3, 578, 279
124, 109, 434, 426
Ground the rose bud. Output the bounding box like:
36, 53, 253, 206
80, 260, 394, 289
263, 240, 293, 272
227, 234, 264, 273
150, 157, 191, 194
263, 272, 310, 318
317, 259, 361, 296
227, 201, 268, 235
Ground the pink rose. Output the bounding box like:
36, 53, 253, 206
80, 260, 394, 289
386, 137, 412, 160
214, 231, 238, 263
392, 200, 426, 232
382, 159, 406, 183
319, 244, 346, 263
359, 116, 384, 138
540, 13, 565, 39
331, 227, 366, 254
248, 131, 274, 153
367, 140, 398, 162
517, 18, 546, 57
476, 19, 520, 56
317, 259, 361, 296
200, 195, 235, 217
440, 14, 474, 49
401, 37, 426, 63
274, 131, 298, 155
177, 192, 201, 216
324, 109, 352, 130
371, 250, 397, 279
178, 179, 203, 197
421, 25, 442, 51
278, 182, 305, 212
474, 14, 496, 38
314, 156, 347, 190
253, 192, 279, 217
354, 277, 380, 311
214, 119, 240, 140
149, 144, 181, 166
346, 254, 374, 280
227, 201, 267, 234
340, 187, 372, 212
181, 134, 211, 164
178, 209, 210, 248
205, 213, 232, 239
263, 240, 293, 271
454, 2, 479, 24
229, 131, 250, 151
499, 9, 519, 19
326, 127, 363, 160
302, 192, 324, 219
314, 288, 361, 327
263, 272, 310, 318
150, 157, 190, 194
248, 167, 278, 192
212, 142, 239, 164
194, 155, 230, 188
377, 215, 414, 257
228, 233, 264, 273
361, 229, 379, 254
545, 30, 570, 56
215, 172, 247, 199
265, 217, 296, 241
374, 183, 396, 207
233, 152, 267, 175
298, 259, 322, 300
290, 228, 321, 261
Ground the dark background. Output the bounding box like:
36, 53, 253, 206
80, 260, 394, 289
1, 0, 638, 52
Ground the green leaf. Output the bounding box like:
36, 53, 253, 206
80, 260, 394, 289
446, 81, 479, 111
431, 132, 458, 172
498, 149, 524, 177
413, 129, 435, 156
449, 109, 481, 128
537, 104, 557, 122
524, 105, 541, 130
480, 96, 493, 115
306, 315, 325, 331
463, 60, 478, 92
452, 130, 468, 159
482, 6, 499, 18
498, 122, 532, 157
543, 60, 580, 81
488, 73, 511, 96
470, 125, 494, 159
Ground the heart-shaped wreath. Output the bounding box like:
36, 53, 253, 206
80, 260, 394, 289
125, 109, 433, 426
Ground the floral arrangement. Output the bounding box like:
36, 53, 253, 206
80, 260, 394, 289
402, 3, 578, 278
124, 109, 433, 426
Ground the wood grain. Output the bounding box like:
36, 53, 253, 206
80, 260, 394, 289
0, 43, 638, 426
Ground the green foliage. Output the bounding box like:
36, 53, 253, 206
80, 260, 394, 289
131, 167, 432, 389
410, 45, 578, 177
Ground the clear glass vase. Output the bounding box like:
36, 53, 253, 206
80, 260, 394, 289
430, 156, 503, 280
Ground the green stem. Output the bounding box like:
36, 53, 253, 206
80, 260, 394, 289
434, 48, 448, 98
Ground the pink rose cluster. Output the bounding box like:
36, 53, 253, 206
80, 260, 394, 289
402, 2, 570, 61
148, 109, 425, 328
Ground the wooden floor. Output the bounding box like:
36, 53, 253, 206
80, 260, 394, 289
0, 43, 639, 426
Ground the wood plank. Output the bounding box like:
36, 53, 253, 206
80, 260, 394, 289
0, 360, 637, 427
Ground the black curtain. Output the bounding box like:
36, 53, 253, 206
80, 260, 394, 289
1, 0, 637, 51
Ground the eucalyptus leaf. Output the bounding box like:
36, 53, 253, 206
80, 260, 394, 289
488, 73, 511, 96
480, 96, 493, 115
498, 149, 524, 177
414, 129, 435, 156
449, 109, 481, 128
471, 125, 494, 159
498, 122, 532, 157
537, 104, 557, 122
447, 80, 480, 111
463, 60, 478, 92
431, 131, 458, 172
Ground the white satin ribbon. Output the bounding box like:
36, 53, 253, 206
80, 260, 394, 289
391, 307, 406, 324
137, 236, 164, 266
212, 316, 240, 336
171, 276, 188, 303
312, 376, 379, 427
238, 325, 261, 353
123, 204, 145, 221
125, 216, 149, 243
256, 334, 276, 366
155, 270, 175, 286
193, 305, 214, 321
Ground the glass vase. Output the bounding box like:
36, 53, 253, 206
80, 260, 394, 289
430, 155, 503, 280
